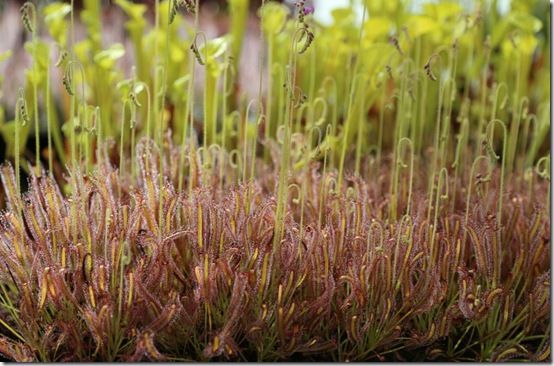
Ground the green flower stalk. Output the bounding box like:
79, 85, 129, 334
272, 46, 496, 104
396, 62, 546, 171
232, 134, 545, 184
21, 2, 40, 175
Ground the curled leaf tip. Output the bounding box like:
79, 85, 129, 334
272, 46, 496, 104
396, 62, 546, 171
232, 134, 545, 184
20, 2, 36, 33
298, 26, 314, 54
170, 0, 196, 24
424, 55, 438, 81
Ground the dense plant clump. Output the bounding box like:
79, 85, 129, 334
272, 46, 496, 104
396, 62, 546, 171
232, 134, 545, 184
0, 0, 550, 361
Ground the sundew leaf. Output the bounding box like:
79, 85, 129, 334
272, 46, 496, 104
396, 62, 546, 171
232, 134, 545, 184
23, 40, 50, 70
517, 34, 539, 55
245, 120, 258, 140
229, 0, 249, 59
490, 19, 510, 48
142, 28, 163, 54
172, 75, 191, 101
94, 43, 125, 69
25, 67, 43, 88
260, 2, 289, 36
199, 37, 229, 76
423, 2, 462, 21
133, 83, 145, 95
199, 37, 228, 60
158, 1, 171, 27
114, 0, 147, 21
363, 17, 393, 42
501, 34, 539, 56
173, 75, 191, 90
23, 41, 50, 89
361, 42, 397, 74
403, 15, 439, 39
44, 2, 71, 21
74, 39, 92, 63
0, 51, 12, 94
81, 0, 103, 50
332, 7, 356, 25
169, 40, 187, 63
328, 8, 360, 42
43, 2, 71, 47
491, 12, 542, 49
116, 79, 145, 101
115, 0, 147, 35
0, 120, 31, 158
0, 50, 12, 64
116, 79, 131, 91
319, 37, 349, 71
507, 12, 542, 33
365, 0, 402, 17
452, 17, 468, 39
61, 116, 83, 138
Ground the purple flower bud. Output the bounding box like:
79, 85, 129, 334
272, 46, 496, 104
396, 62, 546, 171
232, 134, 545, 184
304, 6, 314, 15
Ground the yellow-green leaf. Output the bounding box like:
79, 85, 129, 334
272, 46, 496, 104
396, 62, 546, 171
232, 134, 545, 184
94, 44, 126, 69
260, 2, 289, 36
43, 2, 71, 47
507, 12, 542, 33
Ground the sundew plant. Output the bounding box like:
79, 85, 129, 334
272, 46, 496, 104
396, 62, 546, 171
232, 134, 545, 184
0, 0, 550, 361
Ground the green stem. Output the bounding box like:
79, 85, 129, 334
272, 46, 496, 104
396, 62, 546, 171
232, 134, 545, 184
430, 167, 448, 264
462, 155, 492, 261
15, 95, 23, 195
32, 25, 39, 175
46, 54, 53, 174
337, 2, 366, 189
485, 119, 508, 229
